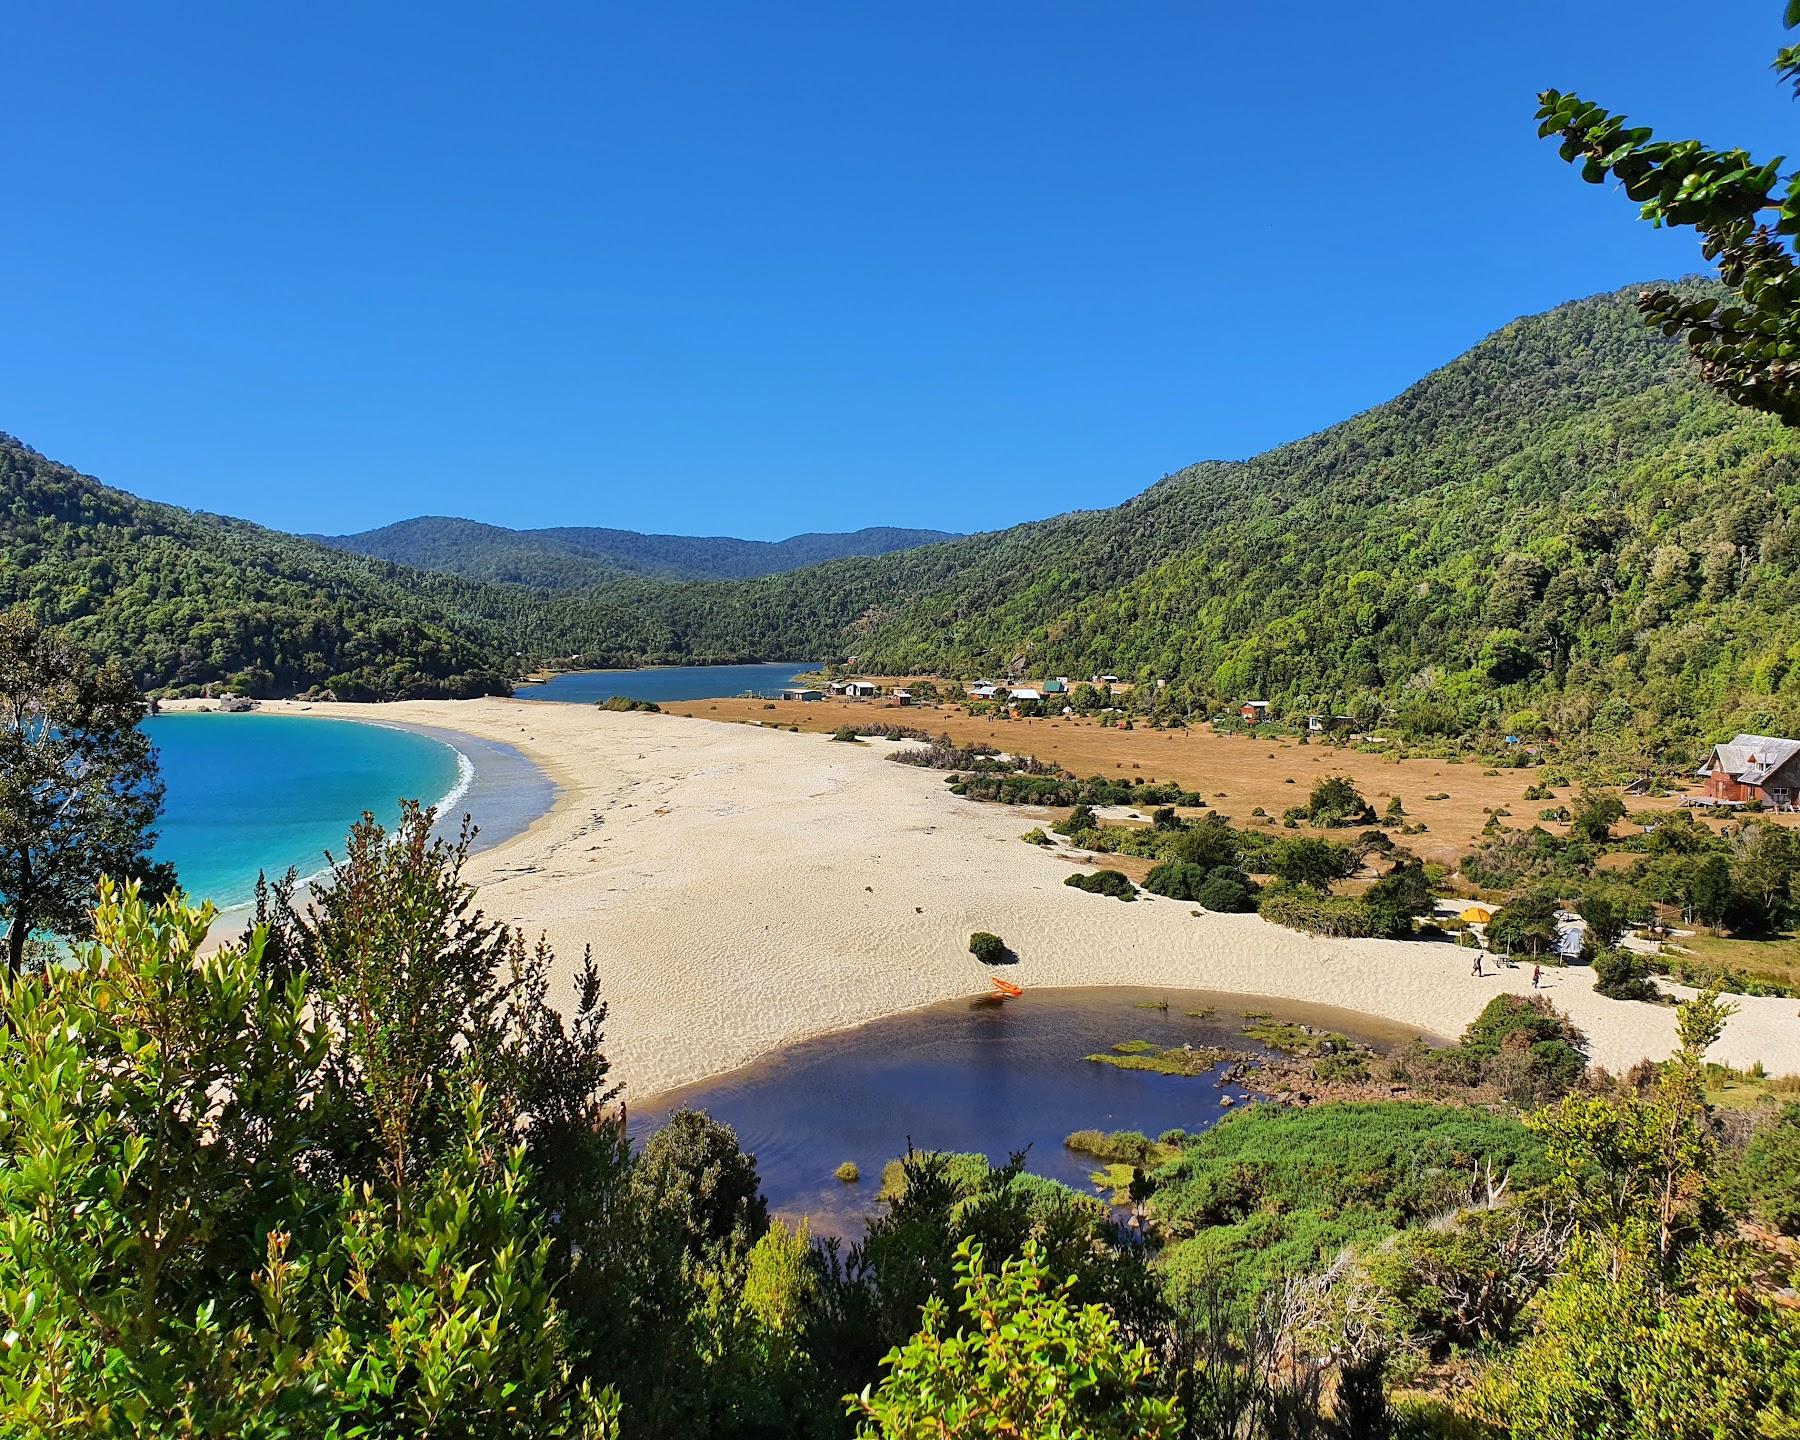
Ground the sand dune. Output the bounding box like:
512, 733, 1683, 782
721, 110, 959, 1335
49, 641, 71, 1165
221, 699, 1800, 1098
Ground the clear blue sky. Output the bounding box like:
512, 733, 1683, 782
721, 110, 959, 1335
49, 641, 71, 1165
2, 3, 1790, 539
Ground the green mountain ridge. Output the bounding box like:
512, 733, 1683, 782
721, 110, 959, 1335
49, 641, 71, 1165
0, 435, 523, 699
8, 281, 1800, 758
528, 281, 1800, 759
314, 515, 960, 587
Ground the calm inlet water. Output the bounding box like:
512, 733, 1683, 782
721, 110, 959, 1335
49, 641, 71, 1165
518, 660, 815, 704
148, 712, 466, 911
631, 987, 1418, 1237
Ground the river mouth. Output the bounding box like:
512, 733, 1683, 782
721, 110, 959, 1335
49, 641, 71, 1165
628, 985, 1434, 1238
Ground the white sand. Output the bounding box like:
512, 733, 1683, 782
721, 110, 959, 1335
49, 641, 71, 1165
198, 699, 1800, 1098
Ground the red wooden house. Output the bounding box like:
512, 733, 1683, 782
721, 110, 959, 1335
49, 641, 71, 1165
1696, 734, 1800, 809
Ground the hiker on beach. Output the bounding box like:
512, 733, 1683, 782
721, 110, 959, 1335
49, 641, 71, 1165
1472, 953, 1482, 978
1532, 964, 1541, 990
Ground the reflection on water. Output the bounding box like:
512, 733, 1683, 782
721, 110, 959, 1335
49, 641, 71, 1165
629, 986, 1424, 1237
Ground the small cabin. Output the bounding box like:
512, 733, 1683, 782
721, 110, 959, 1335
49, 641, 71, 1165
1240, 700, 1271, 725
1043, 678, 1068, 695
1009, 687, 1043, 703
968, 683, 1001, 699
842, 680, 881, 698
781, 686, 823, 702
890, 688, 914, 706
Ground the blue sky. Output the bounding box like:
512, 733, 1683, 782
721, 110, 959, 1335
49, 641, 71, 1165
2, 3, 1791, 539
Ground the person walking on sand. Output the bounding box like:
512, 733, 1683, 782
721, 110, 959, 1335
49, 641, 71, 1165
1472, 952, 1482, 978
1532, 963, 1541, 990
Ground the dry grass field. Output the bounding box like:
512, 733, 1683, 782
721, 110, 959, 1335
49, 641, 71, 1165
664, 694, 1800, 872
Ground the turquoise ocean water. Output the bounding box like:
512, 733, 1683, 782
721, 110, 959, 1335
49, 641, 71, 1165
146, 712, 467, 911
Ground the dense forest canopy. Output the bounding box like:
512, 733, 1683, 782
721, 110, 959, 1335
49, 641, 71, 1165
0, 435, 520, 699
535, 282, 1800, 759
10, 281, 1800, 756
316, 515, 960, 588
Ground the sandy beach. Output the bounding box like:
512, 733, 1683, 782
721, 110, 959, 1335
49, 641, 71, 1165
195, 698, 1800, 1097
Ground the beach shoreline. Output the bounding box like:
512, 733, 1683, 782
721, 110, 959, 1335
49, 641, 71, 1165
169, 697, 1800, 1099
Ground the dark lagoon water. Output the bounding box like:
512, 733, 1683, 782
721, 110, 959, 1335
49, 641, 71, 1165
630, 986, 1421, 1237
148, 712, 552, 913
517, 660, 815, 705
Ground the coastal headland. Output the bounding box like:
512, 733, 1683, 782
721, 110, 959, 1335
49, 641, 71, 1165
175, 697, 1800, 1098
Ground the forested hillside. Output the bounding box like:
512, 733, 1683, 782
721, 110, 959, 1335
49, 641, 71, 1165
318, 514, 958, 587
544, 283, 1800, 759
0, 436, 520, 699
12, 282, 1800, 752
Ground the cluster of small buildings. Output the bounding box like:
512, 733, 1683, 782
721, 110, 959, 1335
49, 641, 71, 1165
780, 675, 1106, 709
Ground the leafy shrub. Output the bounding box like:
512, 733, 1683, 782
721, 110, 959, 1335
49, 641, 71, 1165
1593, 949, 1663, 1003
829, 726, 860, 741
969, 931, 1008, 964
1289, 775, 1376, 827
1194, 872, 1256, 912
596, 694, 661, 712
1151, 1103, 1547, 1301
1456, 994, 1589, 1100
1065, 869, 1137, 900
1143, 860, 1208, 900
1730, 1103, 1800, 1235
1257, 888, 1401, 938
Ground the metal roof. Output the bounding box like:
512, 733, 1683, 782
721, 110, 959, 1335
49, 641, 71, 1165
1699, 734, 1800, 785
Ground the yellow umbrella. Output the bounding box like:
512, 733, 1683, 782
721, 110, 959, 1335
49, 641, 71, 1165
1460, 905, 1493, 923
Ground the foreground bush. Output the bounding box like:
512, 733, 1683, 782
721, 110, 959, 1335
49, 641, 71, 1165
849, 1239, 1180, 1439
0, 882, 617, 1437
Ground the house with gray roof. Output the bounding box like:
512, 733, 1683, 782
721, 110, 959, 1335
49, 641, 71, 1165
1696, 734, 1800, 809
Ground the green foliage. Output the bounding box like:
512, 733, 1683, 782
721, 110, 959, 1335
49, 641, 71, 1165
849, 1239, 1180, 1439
0, 435, 516, 699
1193, 870, 1257, 912
1485, 888, 1563, 956
0, 609, 169, 972
595, 694, 662, 712
517, 287, 1800, 761
1151, 1103, 1547, 1301
324, 516, 957, 588
968, 931, 1008, 964
1569, 789, 1626, 843
1267, 836, 1356, 893
1064, 869, 1138, 900
1537, 8, 1800, 425
1731, 1102, 1800, 1235
1257, 889, 1402, 938
1467, 1234, 1800, 1440
1363, 860, 1436, 926
1593, 948, 1663, 1003
0, 883, 616, 1437
1290, 775, 1375, 827
632, 1109, 771, 1263
1144, 859, 1240, 905
1451, 993, 1590, 1101
20, 282, 1800, 751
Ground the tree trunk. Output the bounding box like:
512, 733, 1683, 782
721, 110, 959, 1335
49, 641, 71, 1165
6, 914, 24, 978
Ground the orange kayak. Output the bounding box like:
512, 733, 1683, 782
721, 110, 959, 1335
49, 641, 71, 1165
989, 977, 1024, 998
